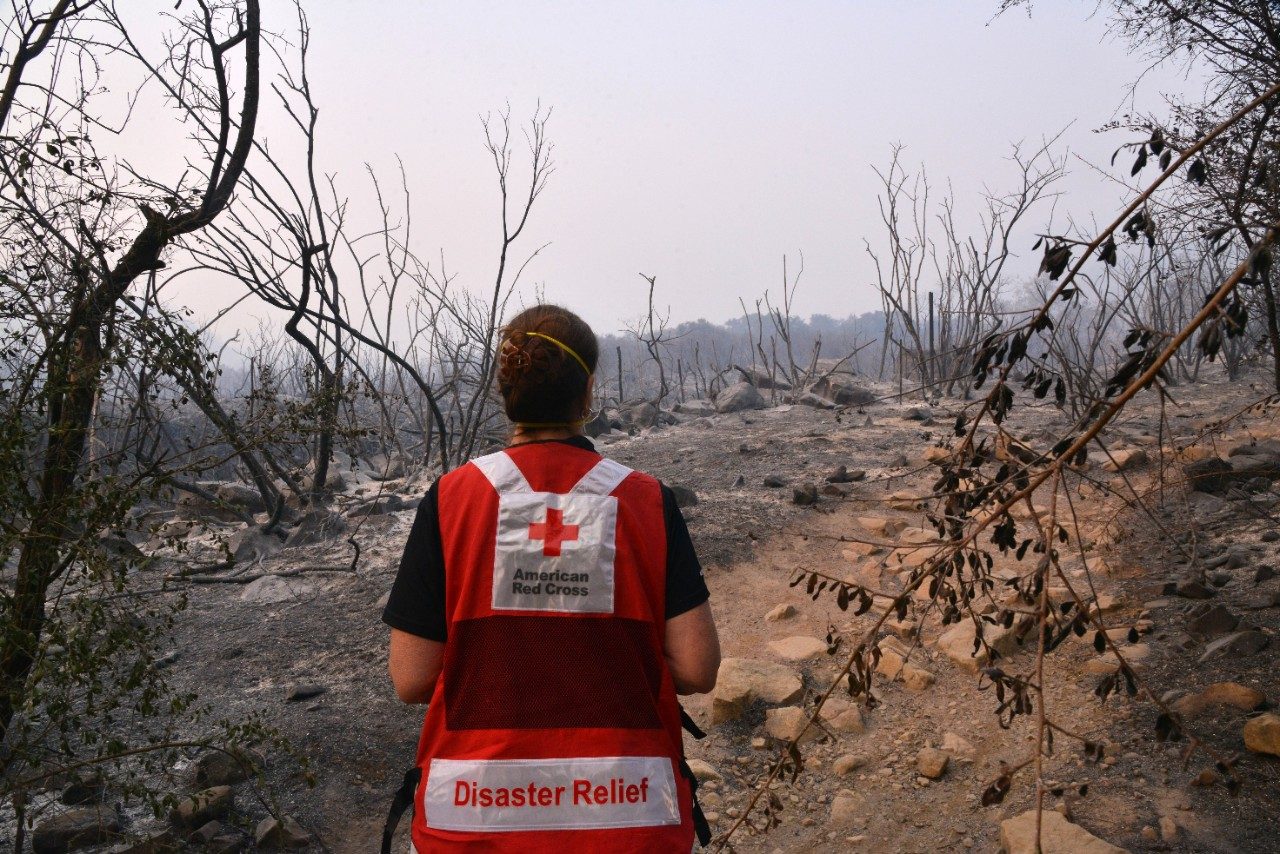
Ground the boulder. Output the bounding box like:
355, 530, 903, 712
858, 516, 906, 537
684, 759, 721, 783
1244, 713, 1280, 757
767, 636, 828, 662
711, 658, 803, 723
818, 699, 865, 735
764, 603, 796, 623
619, 401, 660, 429
1171, 682, 1267, 717
791, 484, 819, 505
1199, 629, 1269, 662
1186, 604, 1239, 639
826, 466, 865, 484
764, 706, 819, 743
1185, 457, 1235, 494
1000, 810, 1128, 854
762, 474, 786, 488
811, 375, 876, 406
192, 748, 261, 788
935, 620, 1020, 672
284, 509, 347, 548
33, 808, 121, 854
941, 732, 976, 760
790, 392, 836, 409
364, 453, 405, 481
227, 527, 284, 565
106, 829, 179, 854
736, 366, 791, 390
169, 786, 233, 831
916, 747, 949, 779
1103, 448, 1148, 472
828, 789, 866, 827
673, 399, 716, 418
714, 382, 766, 413
584, 410, 613, 438
875, 643, 936, 691
254, 816, 313, 850
240, 575, 311, 605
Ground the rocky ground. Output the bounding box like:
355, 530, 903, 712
12, 369, 1280, 853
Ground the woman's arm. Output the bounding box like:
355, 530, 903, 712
388, 628, 445, 704
664, 601, 721, 695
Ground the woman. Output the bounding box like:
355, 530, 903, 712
383, 304, 721, 852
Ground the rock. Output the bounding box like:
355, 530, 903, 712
1103, 448, 1148, 472
792, 484, 819, 505
254, 816, 313, 850
767, 636, 828, 662
33, 808, 122, 854
239, 575, 311, 605
169, 786, 233, 831
902, 406, 932, 422
999, 809, 1128, 854
736, 365, 791, 390
714, 381, 766, 413
190, 822, 223, 844
826, 466, 866, 483
583, 410, 613, 437
60, 770, 105, 805
832, 754, 863, 775
673, 399, 716, 418
619, 401, 659, 429
935, 620, 1020, 673
285, 683, 326, 703
886, 491, 920, 511
818, 699, 865, 735
875, 641, 935, 691
941, 732, 975, 760
764, 706, 818, 743
1232, 452, 1280, 480
858, 516, 906, 537
791, 391, 836, 409
192, 749, 260, 788
1086, 644, 1150, 674
764, 603, 796, 623
828, 789, 866, 827
227, 527, 285, 565
711, 658, 804, 723
365, 453, 406, 481
684, 759, 721, 783
1199, 629, 1270, 662
1244, 713, 1280, 756
1186, 604, 1240, 639
1256, 565, 1277, 583
762, 475, 786, 488
1159, 816, 1179, 843
811, 375, 876, 406
820, 483, 850, 498
1172, 682, 1267, 717
916, 747, 948, 779
106, 829, 178, 854
888, 453, 909, 468
207, 833, 245, 854
1164, 579, 1215, 599
1185, 457, 1235, 493
283, 508, 347, 548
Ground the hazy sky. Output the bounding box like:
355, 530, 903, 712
163, 1, 1198, 337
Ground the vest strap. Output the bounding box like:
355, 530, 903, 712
569, 458, 633, 496
470, 451, 533, 494
381, 766, 421, 854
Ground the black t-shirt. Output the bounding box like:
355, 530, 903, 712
382, 437, 710, 641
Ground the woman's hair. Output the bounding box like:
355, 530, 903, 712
497, 304, 599, 424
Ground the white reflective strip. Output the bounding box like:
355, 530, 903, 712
424, 756, 679, 832
570, 458, 632, 497
470, 451, 532, 494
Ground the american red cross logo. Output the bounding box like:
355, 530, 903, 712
528, 507, 580, 557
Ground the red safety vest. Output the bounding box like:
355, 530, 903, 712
409, 442, 694, 853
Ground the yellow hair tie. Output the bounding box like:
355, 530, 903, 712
525, 332, 591, 376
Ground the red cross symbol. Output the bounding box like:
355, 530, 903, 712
528, 507, 579, 557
